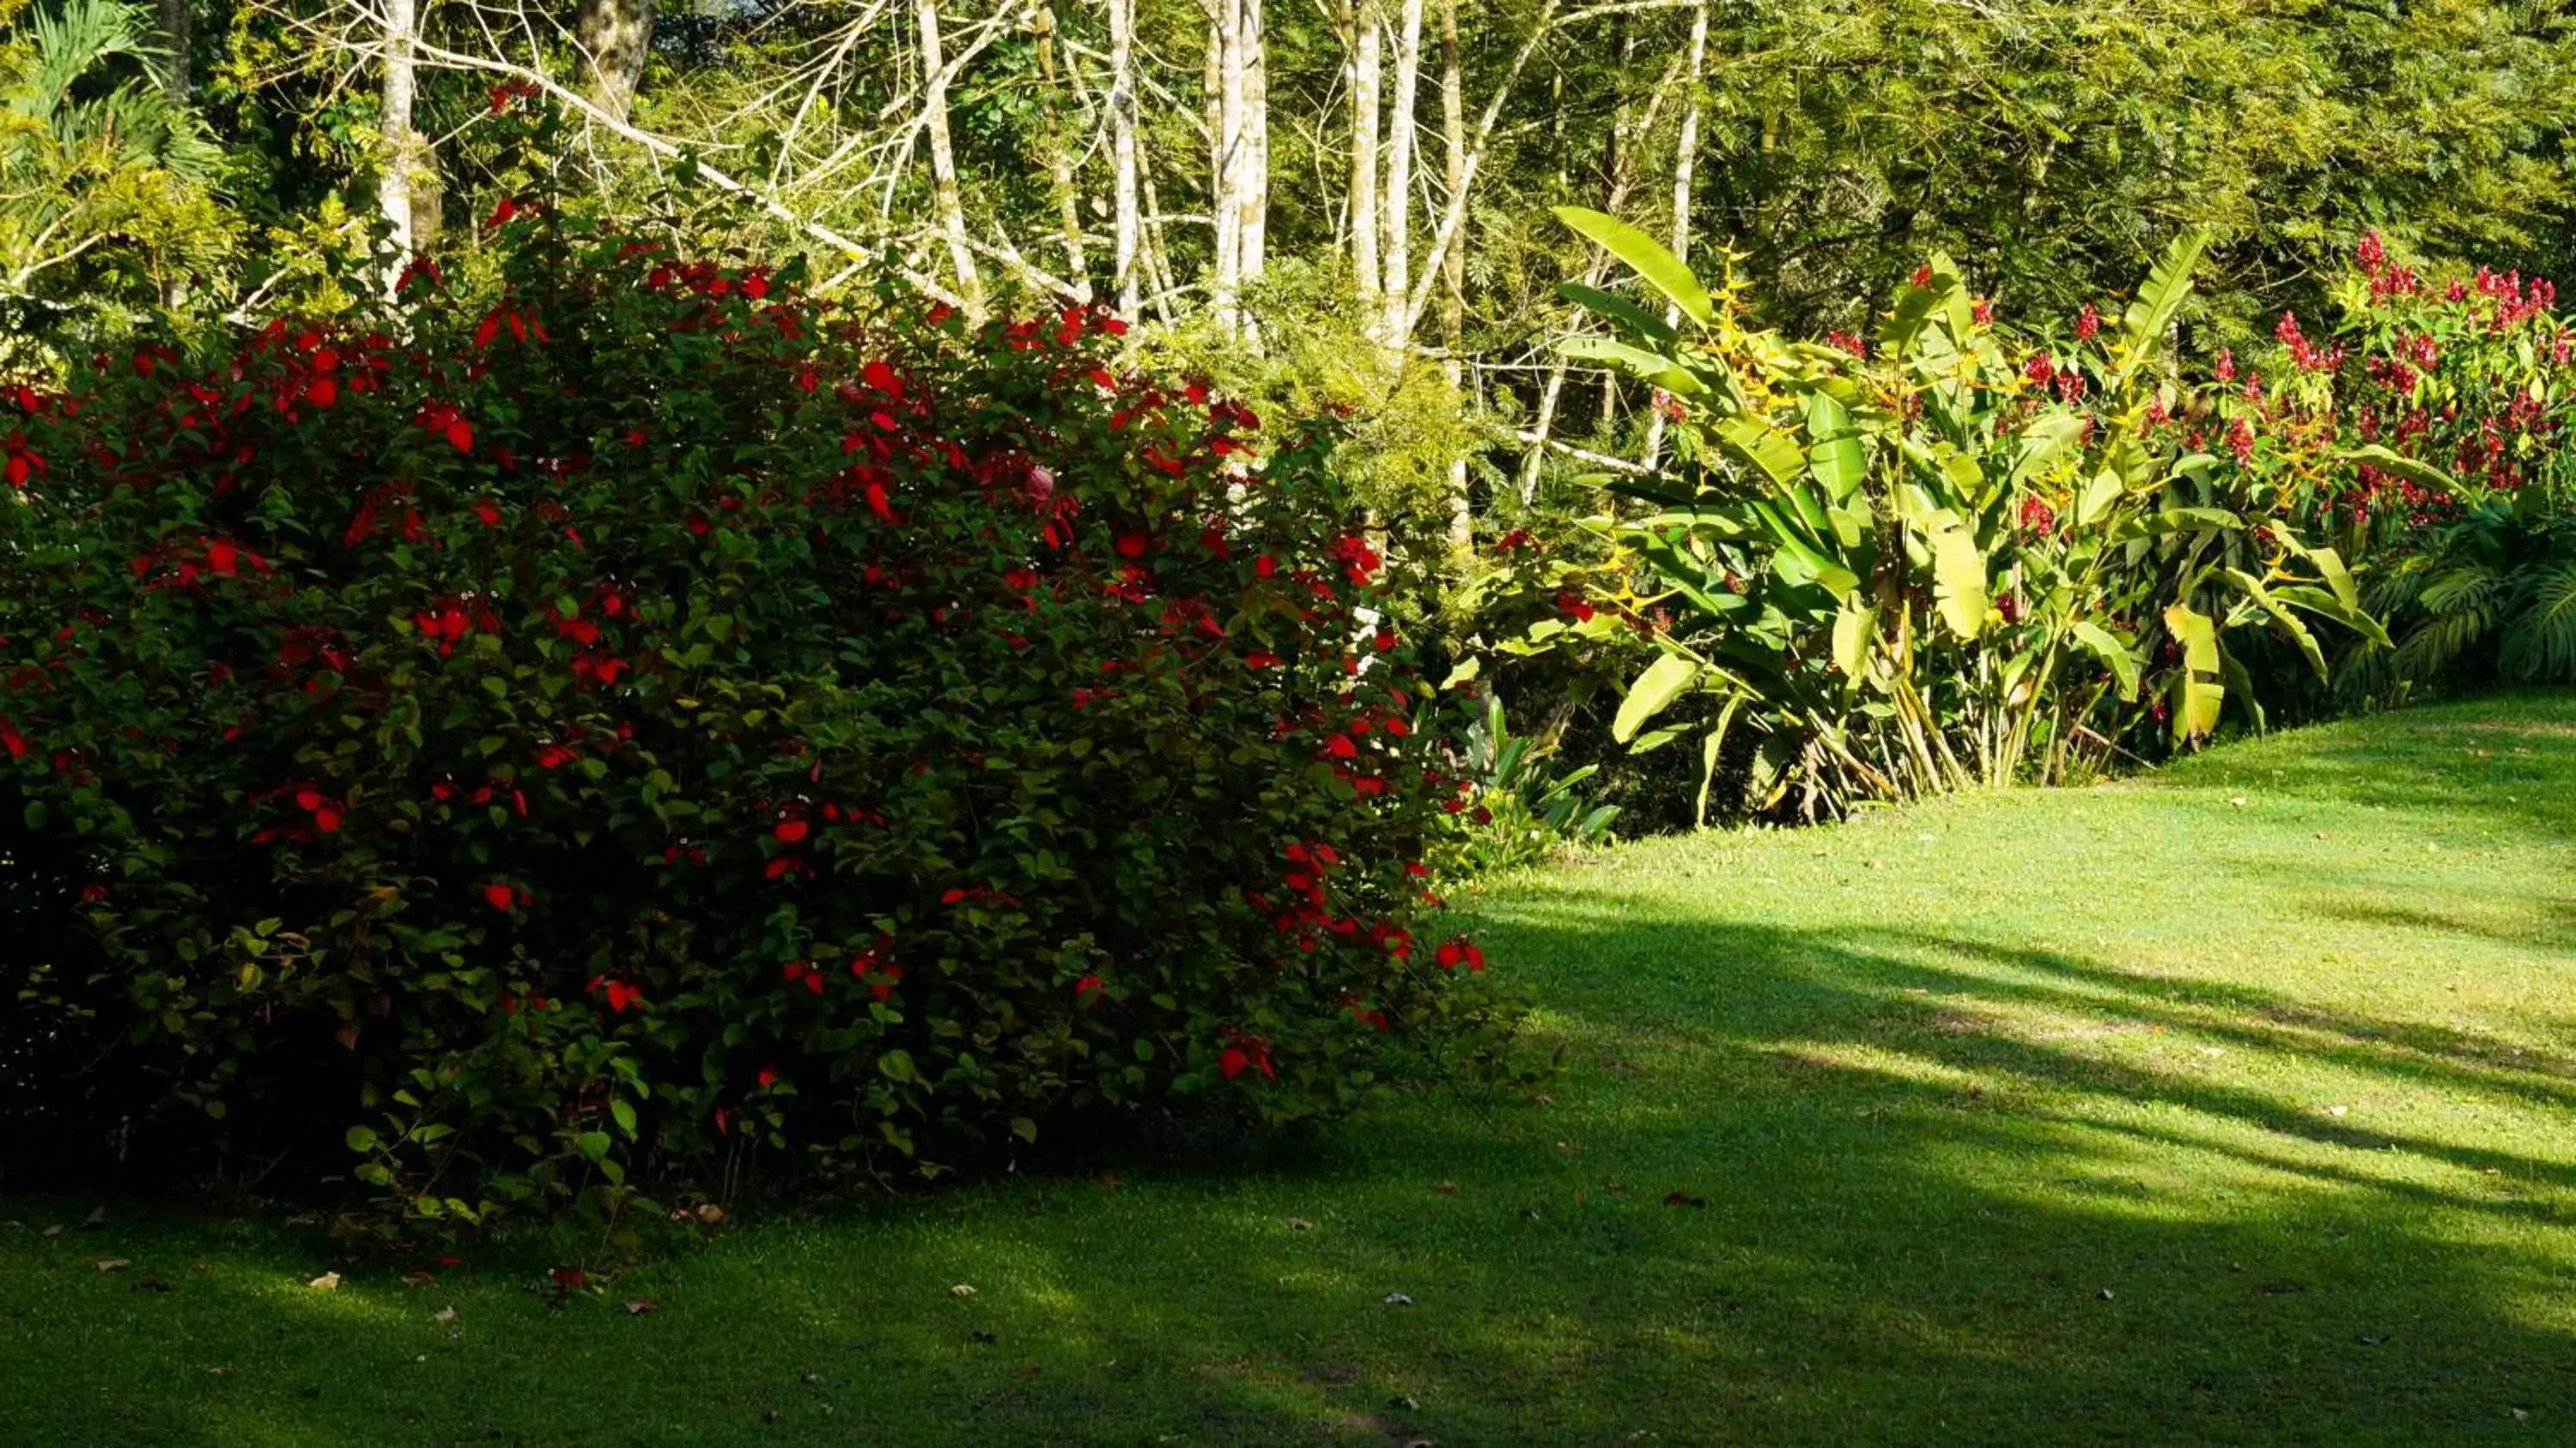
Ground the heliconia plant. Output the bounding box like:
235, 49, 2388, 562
0, 188, 1522, 1227
1527, 210, 2391, 820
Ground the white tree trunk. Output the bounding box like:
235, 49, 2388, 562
1211, 0, 1246, 332
1240, 0, 1267, 286
1109, 0, 1141, 317
1377, 0, 1422, 351
914, 0, 982, 310
377, 0, 419, 294
1034, 3, 1090, 293
1346, 0, 1380, 325
1641, 0, 1708, 467
1440, 0, 1467, 539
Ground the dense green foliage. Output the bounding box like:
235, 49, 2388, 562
5, 696, 2570, 1444
1492, 215, 2576, 820
0, 197, 1516, 1221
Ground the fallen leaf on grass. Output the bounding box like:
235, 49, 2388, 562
623, 1299, 660, 1316
94, 1258, 132, 1274
82, 1206, 107, 1230
1434, 1181, 1458, 1196
1662, 1192, 1707, 1208
1288, 1217, 1313, 1232
950, 1283, 977, 1298
42, 1226, 63, 1238
307, 1272, 341, 1292
433, 1306, 458, 1325
132, 1276, 172, 1293
401, 1270, 437, 1288
694, 1204, 726, 1226
1382, 1292, 1414, 1306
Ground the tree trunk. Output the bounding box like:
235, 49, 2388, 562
377, 0, 419, 292
1377, 0, 1421, 351
1108, 0, 1141, 317
1346, 0, 1380, 325
1439, 0, 1467, 540
1240, 0, 1267, 286
1033, 4, 1089, 293
574, 0, 656, 124
913, 0, 982, 310
154, 0, 191, 103
1211, 0, 1246, 332
1642, 0, 1708, 468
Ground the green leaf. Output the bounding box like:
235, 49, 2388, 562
610, 1098, 639, 1139
2069, 620, 2142, 700
577, 1130, 611, 1163
1924, 509, 1990, 640
345, 1125, 379, 1153
1832, 599, 1877, 681
2110, 506, 2245, 540
1717, 416, 1805, 488
2117, 229, 2210, 379
1557, 335, 1704, 394
2163, 601, 2225, 743
879, 1049, 918, 1083
2009, 411, 2090, 485
2337, 444, 2463, 497
1558, 281, 1677, 344
1552, 206, 1713, 325
2225, 569, 2329, 681
1613, 653, 1703, 745
1804, 392, 1866, 503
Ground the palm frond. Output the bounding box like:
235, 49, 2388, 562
2500, 559, 2576, 682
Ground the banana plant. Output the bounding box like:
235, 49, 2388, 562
1540, 210, 2386, 817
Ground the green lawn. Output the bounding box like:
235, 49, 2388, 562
6, 697, 2574, 1446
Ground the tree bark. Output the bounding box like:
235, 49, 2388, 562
1033, 3, 1091, 294
1108, 0, 1141, 316
1641, 0, 1708, 467
1240, 0, 1267, 287
1377, 0, 1421, 350
1439, 0, 1467, 539
1211, 0, 1246, 332
1346, 0, 1380, 325
377, 0, 419, 293
154, 0, 191, 103
574, 0, 656, 125
913, 0, 982, 310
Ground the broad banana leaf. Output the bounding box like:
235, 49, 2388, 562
1557, 334, 1705, 394
2109, 506, 2245, 540
1804, 392, 1868, 504
1832, 598, 1878, 681
1918, 508, 1990, 640
1614, 651, 1704, 744
1716, 416, 1805, 489
2069, 619, 2142, 700
2010, 410, 2090, 485
2224, 569, 2329, 681
2162, 600, 2226, 743
1552, 206, 1714, 325
2337, 444, 2463, 497
1558, 281, 1677, 344
2116, 230, 2211, 382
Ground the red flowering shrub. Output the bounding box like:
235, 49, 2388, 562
0, 210, 1512, 1221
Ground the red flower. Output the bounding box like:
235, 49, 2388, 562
483, 883, 517, 912
313, 808, 343, 833
1116, 532, 1149, 559
534, 743, 579, 770
775, 818, 809, 843
757, 1067, 781, 1089
1074, 974, 1104, 1000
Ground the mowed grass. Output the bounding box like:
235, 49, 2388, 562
5, 696, 2574, 1446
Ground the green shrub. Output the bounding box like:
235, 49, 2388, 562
0, 206, 1513, 1224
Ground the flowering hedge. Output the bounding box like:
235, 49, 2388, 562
0, 209, 1511, 1221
